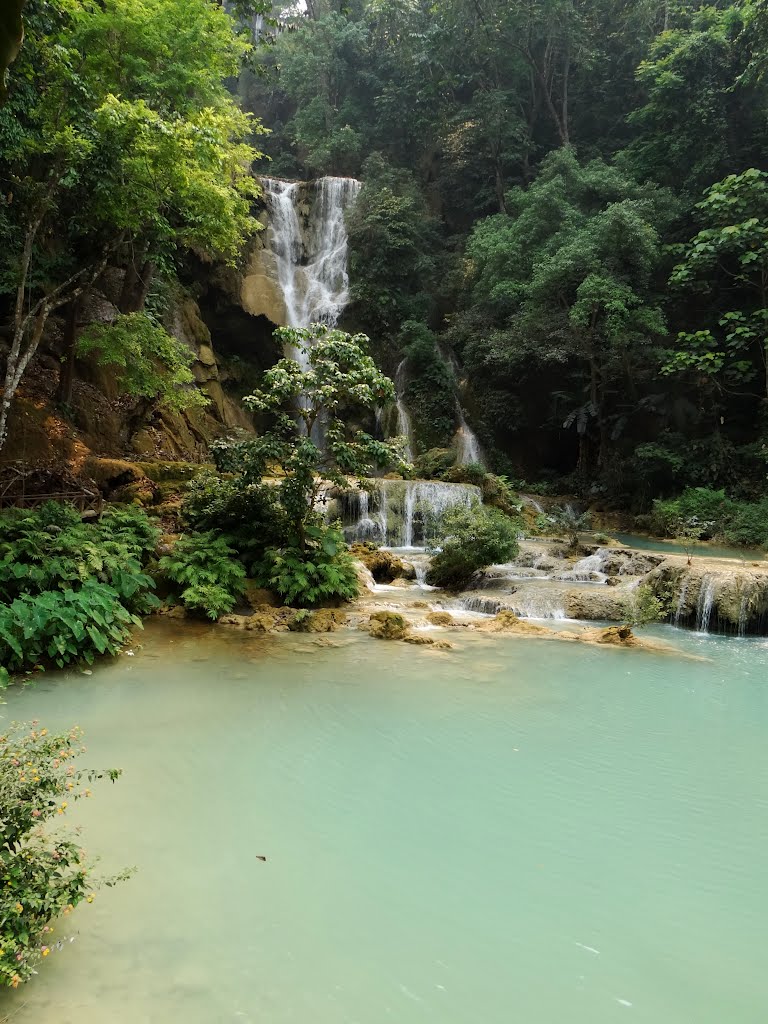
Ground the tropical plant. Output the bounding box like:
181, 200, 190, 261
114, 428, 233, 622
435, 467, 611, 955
426, 504, 521, 590
0, 721, 128, 988
158, 532, 247, 620
624, 583, 664, 629
0, 581, 142, 672
0, 0, 264, 449
77, 313, 208, 414
257, 524, 359, 607
549, 504, 592, 549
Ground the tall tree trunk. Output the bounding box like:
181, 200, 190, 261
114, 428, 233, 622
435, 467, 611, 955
118, 247, 154, 313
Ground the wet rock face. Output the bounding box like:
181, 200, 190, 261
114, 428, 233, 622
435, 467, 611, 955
564, 588, 631, 622
350, 545, 416, 583
646, 560, 768, 633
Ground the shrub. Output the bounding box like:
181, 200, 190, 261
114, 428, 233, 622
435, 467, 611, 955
0, 502, 159, 612
257, 525, 359, 608
444, 462, 487, 486
182, 471, 286, 571
548, 505, 592, 548
158, 532, 247, 620
426, 505, 521, 590
0, 581, 141, 672
0, 722, 128, 988
624, 584, 664, 628
721, 497, 768, 548
650, 488, 735, 538
413, 448, 455, 480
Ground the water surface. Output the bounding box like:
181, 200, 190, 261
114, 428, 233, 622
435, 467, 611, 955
1, 621, 767, 1023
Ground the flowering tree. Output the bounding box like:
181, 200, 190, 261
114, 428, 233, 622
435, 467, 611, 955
0, 723, 128, 988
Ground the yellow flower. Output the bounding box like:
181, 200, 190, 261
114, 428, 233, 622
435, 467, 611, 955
86, 894, 95, 904
11, 974, 20, 988
14, 902, 23, 913
41, 947, 50, 957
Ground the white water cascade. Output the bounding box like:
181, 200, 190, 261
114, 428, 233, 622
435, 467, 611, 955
340, 480, 481, 549
695, 576, 717, 633
394, 359, 415, 462
261, 176, 361, 365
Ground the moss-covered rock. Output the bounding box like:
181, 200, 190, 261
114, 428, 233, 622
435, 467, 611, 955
426, 611, 454, 626
289, 609, 348, 633
350, 544, 416, 583
368, 611, 409, 640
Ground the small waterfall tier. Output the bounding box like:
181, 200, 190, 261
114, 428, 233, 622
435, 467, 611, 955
260, 176, 361, 353
646, 562, 768, 636
337, 480, 481, 549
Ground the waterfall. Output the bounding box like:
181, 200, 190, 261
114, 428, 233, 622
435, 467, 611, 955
455, 407, 483, 466
394, 359, 415, 462
695, 576, 717, 632
738, 594, 750, 638
436, 342, 485, 467
261, 176, 361, 364
341, 480, 481, 548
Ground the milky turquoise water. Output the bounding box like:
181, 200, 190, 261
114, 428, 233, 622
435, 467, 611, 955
1, 620, 767, 1023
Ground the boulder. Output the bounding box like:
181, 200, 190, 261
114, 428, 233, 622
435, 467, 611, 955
350, 545, 416, 583
564, 588, 631, 622
289, 609, 347, 633
368, 611, 409, 640
426, 611, 454, 626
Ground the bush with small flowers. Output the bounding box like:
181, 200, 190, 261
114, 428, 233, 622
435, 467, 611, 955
0, 722, 129, 988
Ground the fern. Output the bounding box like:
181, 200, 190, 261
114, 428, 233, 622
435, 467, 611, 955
158, 532, 246, 620
257, 526, 359, 608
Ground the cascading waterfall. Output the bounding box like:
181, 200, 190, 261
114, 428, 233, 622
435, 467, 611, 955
455, 407, 483, 466
394, 359, 415, 462
261, 176, 361, 363
695, 576, 717, 633
341, 480, 480, 548
436, 342, 485, 467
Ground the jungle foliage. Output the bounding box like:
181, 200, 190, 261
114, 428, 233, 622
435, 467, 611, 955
0, 503, 158, 673
247, 0, 768, 511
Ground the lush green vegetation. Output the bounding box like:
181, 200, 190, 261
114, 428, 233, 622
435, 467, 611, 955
158, 532, 247, 620
181, 325, 405, 606
0, 721, 128, 988
0, 503, 159, 673
241, 0, 768, 512
426, 504, 522, 590
648, 487, 768, 548
0, 0, 264, 448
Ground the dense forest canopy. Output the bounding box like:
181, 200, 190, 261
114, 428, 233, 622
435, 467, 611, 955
242, 0, 768, 505
1, 0, 768, 510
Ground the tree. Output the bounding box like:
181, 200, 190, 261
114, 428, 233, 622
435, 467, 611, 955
241, 324, 403, 549
426, 504, 521, 589
463, 148, 674, 480
662, 169, 768, 399
0, 0, 264, 450
76, 313, 208, 416
623, 4, 768, 196
346, 154, 441, 340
